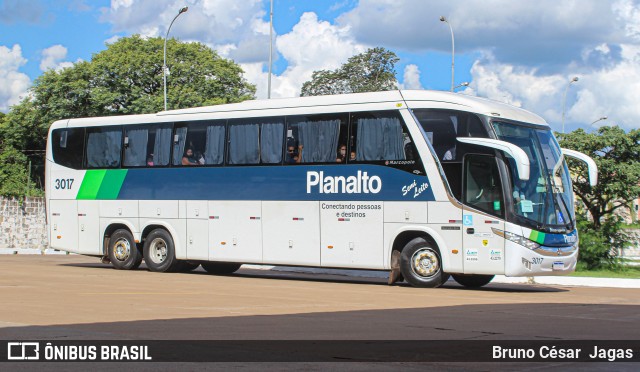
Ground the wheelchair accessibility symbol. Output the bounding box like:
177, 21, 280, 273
463, 215, 473, 226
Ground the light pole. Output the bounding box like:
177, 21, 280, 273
561, 76, 579, 133
591, 116, 607, 125
268, 0, 274, 99
163, 6, 188, 111
453, 82, 469, 91
440, 16, 455, 92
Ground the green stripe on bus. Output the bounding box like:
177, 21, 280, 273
529, 230, 546, 244
76, 170, 107, 200
95, 169, 128, 200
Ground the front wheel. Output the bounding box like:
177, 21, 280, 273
400, 238, 449, 288
143, 229, 178, 272
452, 274, 494, 288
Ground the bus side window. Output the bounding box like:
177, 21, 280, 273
351, 112, 406, 161
202, 121, 226, 165
85, 126, 122, 169
286, 113, 347, 164
124, 124, 173, 167
52, 128, 84, 169
228, 117, 284, 165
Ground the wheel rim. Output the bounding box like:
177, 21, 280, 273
148, 238, 168, 264
113, 238, 131, 262
410, 248, 440, 278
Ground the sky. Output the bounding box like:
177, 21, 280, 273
2, 0, 640, 133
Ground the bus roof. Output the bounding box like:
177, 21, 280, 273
55, 89, 547, 129
161, 90, 547, 125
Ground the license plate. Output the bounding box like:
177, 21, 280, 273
552, 261, 564, 270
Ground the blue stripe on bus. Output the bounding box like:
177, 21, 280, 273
117, 165, 435, 201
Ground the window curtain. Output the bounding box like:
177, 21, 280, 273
204, 124, 225, 165
87, 129, 121, 168
124, 128, 148, 167
260, 122, 284, 164
153, 126, 172, 166
172, 126, 188, 165
356, 117, 405, 161
297, 120, 340, 163
228, 124, 260, 164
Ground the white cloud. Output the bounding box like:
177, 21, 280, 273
40, 44, 75, 71
101, 0, 268, 63
338, 0, 633, 68
253, 12, 366, 99
465, 44, 640, 130
0, 44, 30, 112
399, 64, 423, 90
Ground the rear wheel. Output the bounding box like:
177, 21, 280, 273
201, 262, 242, 275
452, 274, 494, 288
143, 229, 178, 272
399, 237, 449, 288
108, 229, 142, 270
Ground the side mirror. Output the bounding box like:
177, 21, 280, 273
457, 137, 530, 181
561, 148, 598, 186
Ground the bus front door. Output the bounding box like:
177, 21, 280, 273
461, 154, 506, 275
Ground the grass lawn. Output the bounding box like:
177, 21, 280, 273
570, 266, 640, 279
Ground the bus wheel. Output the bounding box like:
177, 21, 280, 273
143, 229, 177, 272
400, 237, 449, 288
201, 262, 241, 275
108, 229, 142, 270
452, 274, 494, 288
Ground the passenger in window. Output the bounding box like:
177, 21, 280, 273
336, 144, 347, 163
182, 148, 199, 165
285, 145, 302, 164
147, 154, 154, 166
350, 151, 356, 161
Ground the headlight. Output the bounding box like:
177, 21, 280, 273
504, 231, 541, 250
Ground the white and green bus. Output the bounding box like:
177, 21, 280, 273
45, 90, 597, 288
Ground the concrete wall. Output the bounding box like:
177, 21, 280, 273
0, 197, 48, 250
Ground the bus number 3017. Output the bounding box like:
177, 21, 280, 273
54, 178, 74, 190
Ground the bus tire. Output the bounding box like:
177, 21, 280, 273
108, 229, 142, 270
143, 229, 177, 272
452, 274, 494, 288
400, 237, 449, 288
201, 262, 242, 275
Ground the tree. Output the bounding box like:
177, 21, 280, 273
557, 126, 640, 228
300, 47, 399, 96
0, 35, 256, 197
557, 126, 640, 269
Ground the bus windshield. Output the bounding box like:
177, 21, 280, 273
493, 122, 574, 232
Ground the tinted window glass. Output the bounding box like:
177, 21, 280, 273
464, 154, 504, 218
85, 126, 122, 169
413, 109, 488, 162
123, 123, 172, 167
351, 111, 407, 161
52, 128, 84, 169
286, 113, 347, 164
228, 117, 284, 165
174, 120, 226, 166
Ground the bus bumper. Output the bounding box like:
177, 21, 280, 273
505, 240, 578, 277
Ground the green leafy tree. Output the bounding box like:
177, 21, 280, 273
0, 35, 256, 197
300, 47, 399, 96
557, 126, 640, 269
557, 127, 640, 228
